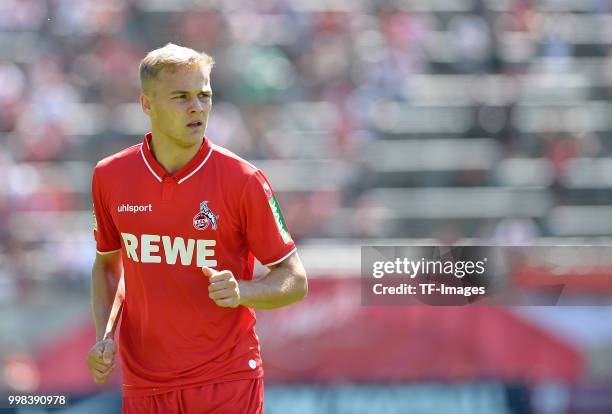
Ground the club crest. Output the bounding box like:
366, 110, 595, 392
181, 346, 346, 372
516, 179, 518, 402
193, 201, 219, 231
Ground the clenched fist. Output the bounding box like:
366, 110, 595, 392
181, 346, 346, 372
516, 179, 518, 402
202, 266, 241, 308
87, 338, 116, 384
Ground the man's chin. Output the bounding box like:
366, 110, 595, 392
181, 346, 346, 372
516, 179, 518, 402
178, 132, 205, 147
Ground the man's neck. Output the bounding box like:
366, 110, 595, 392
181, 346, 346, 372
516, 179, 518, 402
149, 132, 202, 174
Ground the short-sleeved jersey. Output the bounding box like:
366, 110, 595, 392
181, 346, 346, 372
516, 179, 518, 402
92, 133, 296, 397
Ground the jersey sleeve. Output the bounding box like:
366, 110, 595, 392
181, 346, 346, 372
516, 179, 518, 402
92, 167, 121, 254
240, 170, 296, 266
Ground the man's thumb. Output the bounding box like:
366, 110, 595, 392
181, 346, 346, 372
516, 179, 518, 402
102, 341, 115, 364
92, 342, 105, 357
201, 266, 215, 278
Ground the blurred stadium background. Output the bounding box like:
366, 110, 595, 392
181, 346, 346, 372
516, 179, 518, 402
2, 0, 612, 412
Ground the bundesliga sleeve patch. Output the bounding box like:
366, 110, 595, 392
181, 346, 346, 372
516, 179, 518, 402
92, 206, 98, 231
262, 182, 273, 199
268, 196, 292, 244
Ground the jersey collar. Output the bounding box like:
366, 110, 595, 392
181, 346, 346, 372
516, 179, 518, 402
140, 132, 213, 184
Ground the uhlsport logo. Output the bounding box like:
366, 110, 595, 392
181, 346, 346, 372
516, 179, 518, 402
117, 203, 153, 213
193, 201, 219, 231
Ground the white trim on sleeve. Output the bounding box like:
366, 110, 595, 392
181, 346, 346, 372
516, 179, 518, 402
262, 247, 297, 267
96, 248, 122, 255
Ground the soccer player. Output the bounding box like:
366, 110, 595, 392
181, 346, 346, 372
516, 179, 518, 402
86, 43, 308, 413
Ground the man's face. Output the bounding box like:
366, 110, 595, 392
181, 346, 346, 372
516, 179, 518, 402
141, 64, 213, 148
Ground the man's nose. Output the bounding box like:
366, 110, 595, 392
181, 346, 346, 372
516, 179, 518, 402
189, 97, 204, 113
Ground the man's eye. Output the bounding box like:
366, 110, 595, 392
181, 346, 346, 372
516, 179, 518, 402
173, 95, 187, 100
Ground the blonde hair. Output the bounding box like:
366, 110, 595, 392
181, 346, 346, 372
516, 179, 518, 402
139, 43, 215, 93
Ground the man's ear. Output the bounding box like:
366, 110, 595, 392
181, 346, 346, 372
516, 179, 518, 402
140, 94, 151, 116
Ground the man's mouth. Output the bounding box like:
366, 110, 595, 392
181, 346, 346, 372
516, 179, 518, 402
187, 121, 203, 128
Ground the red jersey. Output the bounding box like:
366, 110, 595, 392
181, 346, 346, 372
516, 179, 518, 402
92, 133, 296, 397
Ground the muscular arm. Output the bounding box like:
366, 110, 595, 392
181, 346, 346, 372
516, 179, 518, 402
88, 251, 123, 384
205, 251, 308, 310
239, 252, 307, 309
91, 251, 124, 341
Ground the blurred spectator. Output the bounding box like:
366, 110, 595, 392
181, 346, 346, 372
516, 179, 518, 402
0, 63, 26, 133
448, 13, 494, 73
0, 0, 48, 31
493, 216, 540, 245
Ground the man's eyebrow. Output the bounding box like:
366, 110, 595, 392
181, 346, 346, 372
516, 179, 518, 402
169, 90, 212, 95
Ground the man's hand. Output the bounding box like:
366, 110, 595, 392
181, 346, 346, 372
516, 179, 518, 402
87, 338, 116, 384
202, 267, 241, 308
